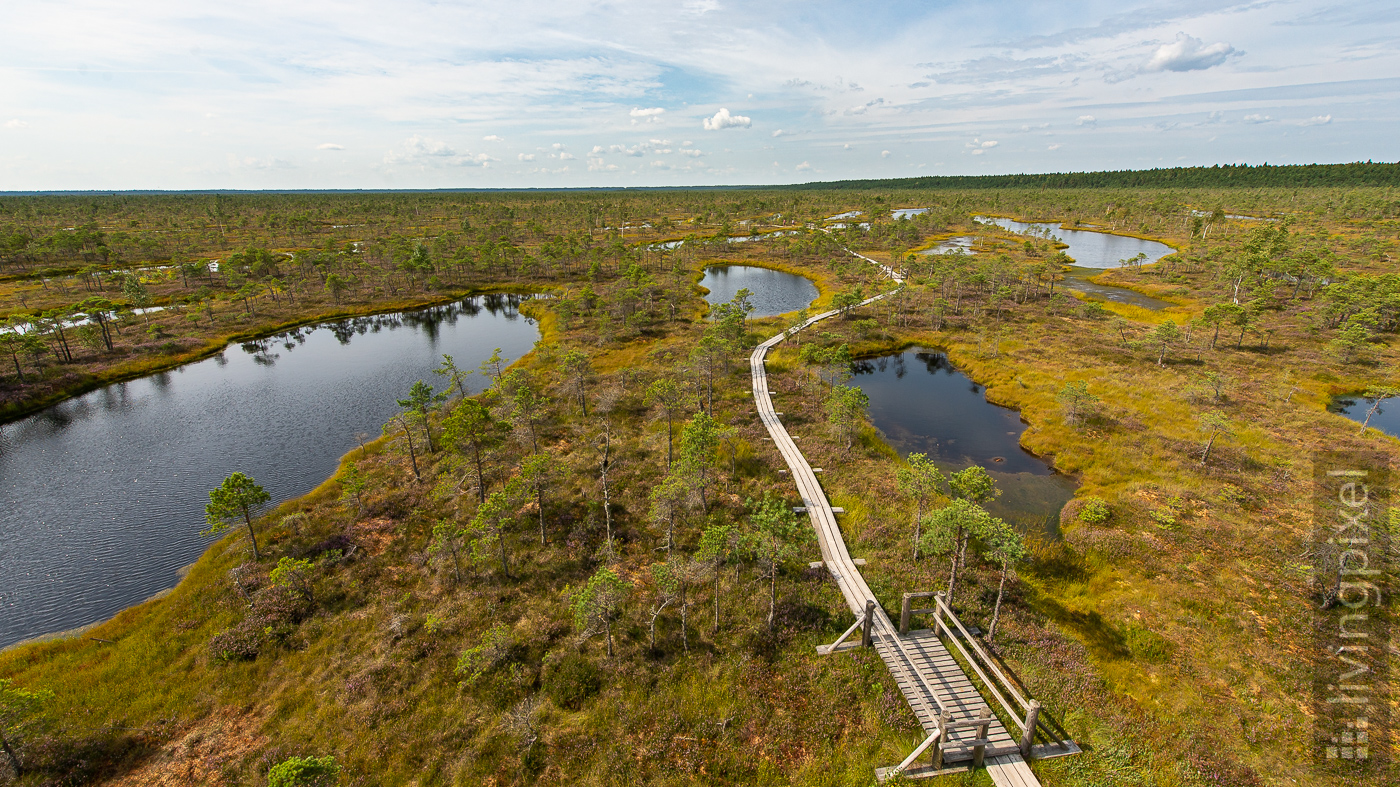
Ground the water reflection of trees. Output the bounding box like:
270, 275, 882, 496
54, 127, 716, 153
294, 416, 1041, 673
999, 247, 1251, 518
310, 294, 525, 347
914, 351, 956, 376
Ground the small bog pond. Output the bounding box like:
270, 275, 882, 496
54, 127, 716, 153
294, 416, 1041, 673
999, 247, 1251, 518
1329, 395, 1400, 437
852, 349, 1076, 532
0, 294, 539, 648
701, 265, 819, 318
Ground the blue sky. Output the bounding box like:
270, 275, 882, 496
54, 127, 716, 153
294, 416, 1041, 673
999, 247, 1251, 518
1, 0, 1397, 189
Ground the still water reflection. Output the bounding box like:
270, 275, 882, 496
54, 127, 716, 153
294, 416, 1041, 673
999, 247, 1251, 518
852, 349, 1076, 533
0, 294, 539, 648
701, 265, 819, 318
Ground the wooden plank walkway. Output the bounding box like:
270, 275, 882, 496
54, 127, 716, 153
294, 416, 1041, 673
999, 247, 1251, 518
748, 251, 1045, 785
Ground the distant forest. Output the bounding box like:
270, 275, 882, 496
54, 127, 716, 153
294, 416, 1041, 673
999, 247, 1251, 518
785, 160, 1400, 191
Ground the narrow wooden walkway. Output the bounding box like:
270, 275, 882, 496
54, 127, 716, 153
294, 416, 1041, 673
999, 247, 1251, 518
748, 252, 1048, 785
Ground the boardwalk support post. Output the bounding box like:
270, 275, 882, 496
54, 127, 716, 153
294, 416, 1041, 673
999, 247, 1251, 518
1020, 700, 1041, 758
933, 591, 946, 636
973, 707, 992, 768
816, 614, 865, 655
900, 593, 912, 635
932, 710, 952, 769
862, 600, 875, 648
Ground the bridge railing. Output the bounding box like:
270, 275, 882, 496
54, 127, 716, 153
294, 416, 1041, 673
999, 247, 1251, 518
902, 590, 1068, 758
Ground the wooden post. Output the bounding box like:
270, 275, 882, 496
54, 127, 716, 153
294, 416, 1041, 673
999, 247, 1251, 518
973, 707, 992, 768
933, 591, 946, 636
1020, 699, 1041, 758
900, 593, 912, 635
861, 600, 875, 647
932, 710, 951, 769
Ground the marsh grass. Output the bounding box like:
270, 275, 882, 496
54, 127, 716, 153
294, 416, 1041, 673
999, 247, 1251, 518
4, 187, 1399, 785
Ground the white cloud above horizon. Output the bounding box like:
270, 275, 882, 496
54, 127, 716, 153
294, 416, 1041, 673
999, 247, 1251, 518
1142, 33, 1235, 73
702, 108, 751, 131
0, 1, 1394, 189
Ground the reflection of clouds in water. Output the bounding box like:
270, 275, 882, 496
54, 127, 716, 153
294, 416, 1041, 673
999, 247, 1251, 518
0, 293, 540, 648
701, 266, 817, 318
918, 236, 976, 256
857, 348, 1076, 535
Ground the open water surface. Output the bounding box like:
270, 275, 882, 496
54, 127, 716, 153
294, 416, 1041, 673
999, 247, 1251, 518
852, 348, 1076, 533
1330, 395, 1400, 438
700, 265, 819, 318
0, 294, 539, 648
974, 217, 1176, 310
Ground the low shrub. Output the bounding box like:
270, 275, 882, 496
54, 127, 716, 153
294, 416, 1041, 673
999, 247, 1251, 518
542, 651, 600, 711
1078, 497, 1111, 526
268, 755, 340, 786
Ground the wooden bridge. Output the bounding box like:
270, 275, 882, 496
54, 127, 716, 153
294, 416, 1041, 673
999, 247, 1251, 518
749, 252, 1077, 783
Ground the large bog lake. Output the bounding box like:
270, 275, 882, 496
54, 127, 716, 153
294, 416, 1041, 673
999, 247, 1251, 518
0, 294, 539, 648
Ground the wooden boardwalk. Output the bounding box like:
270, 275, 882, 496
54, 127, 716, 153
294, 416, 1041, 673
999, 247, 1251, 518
748, 251, 1069, 784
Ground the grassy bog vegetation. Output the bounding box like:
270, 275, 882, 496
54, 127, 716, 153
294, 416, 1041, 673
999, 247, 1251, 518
2, 165, 1399, 785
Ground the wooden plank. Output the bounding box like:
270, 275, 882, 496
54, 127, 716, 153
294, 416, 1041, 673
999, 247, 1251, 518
746, 287, 1059, 787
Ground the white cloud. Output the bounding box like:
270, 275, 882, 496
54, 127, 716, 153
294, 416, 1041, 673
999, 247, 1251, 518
967, 139, 998, 156
230, 155, 295, 170
552, 142, 566, 150
795, 161, 813, 171
518, 153, 535, 161
1048, 143, 1061, 150
587, 157, 619, 172
1143, 33, 1235, 73
384, 135, 492, 167
881, 150, 891, 158
558, 152, 576, 160
1299, 115, 1333, 126
317, 142, 344, 150
1076, 115, 1097, 127
703, 108, 751, 131
1243, 113, 1272, 124
0, 1, 1378, 188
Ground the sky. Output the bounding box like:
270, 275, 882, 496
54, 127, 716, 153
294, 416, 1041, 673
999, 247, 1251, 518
1, 0, 1398, 190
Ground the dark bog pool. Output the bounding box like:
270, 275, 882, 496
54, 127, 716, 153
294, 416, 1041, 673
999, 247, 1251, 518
0, 294, 538, 648
852, 349, 1076, 532
701, 265, 818, 318
1330, 394, 1400, 437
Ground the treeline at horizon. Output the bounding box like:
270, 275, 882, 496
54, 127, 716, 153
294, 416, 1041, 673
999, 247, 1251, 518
788, 160, 1400, 191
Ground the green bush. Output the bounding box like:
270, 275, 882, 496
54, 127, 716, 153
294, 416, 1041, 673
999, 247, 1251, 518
1123, 623, 1173, 663
542, 651, 600, 710
1148, 508, 1177, 530
268, 755, 340, 787
1077, 497, 1111, 526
